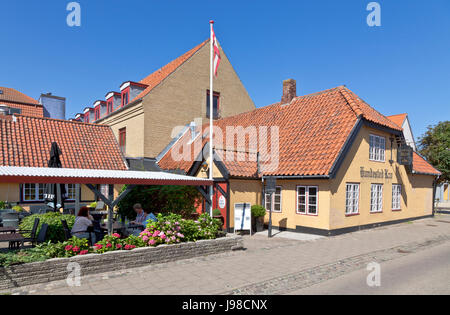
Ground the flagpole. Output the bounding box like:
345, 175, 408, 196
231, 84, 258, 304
209, 20, 214, 217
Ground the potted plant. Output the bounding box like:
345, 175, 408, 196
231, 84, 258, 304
251, 205, 266, 232
212, 208, 225, 228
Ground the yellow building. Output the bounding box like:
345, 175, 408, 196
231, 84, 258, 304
159, 80, 441, 235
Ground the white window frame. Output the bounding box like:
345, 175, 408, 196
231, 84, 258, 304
369, 134, 386, 162
392, 184, 402, 210
296, 186, 319, 216
23, 183, 45, 202
345, 183, 360, 215
370, 184, 383, 213
265, 186, 282, 213
66, 184, 77, 201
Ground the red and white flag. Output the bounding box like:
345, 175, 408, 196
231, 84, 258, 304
211, 25, 221, 77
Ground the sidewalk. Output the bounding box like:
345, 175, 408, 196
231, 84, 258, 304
4, 214, 450, 295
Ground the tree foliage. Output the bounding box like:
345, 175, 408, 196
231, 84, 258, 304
418, 121, 450, 183
117, 185, 202, 220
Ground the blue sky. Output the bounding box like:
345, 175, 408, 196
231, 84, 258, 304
1, 0, 449, 140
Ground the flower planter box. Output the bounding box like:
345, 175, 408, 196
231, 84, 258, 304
0, 234, 243, 291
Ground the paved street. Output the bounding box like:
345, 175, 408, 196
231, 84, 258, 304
3, 214, 450, 295
291, 241, 450, 295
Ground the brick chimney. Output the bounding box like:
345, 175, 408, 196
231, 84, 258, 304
281, 79, 297, 104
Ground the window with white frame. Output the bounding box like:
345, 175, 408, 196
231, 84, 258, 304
297, 186, 318, 215
392, 184, 402, 210
370, 184, 383, 213
23, 184, 45, 201
66, 184, 77, 200
345, 183, 360, 215
369, 134, 386, 162
265, 186, 282, 213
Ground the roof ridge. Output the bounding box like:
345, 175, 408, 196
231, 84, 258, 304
339, 86, 363, 117
14, 114, 112, 128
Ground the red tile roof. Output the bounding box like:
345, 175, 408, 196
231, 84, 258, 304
0, 87, 43, 117
387, 113, 407, 129
133, 40, 208, 102
0, 115, 127, 170
158, 86, 403, 178
412, 152, 441, 175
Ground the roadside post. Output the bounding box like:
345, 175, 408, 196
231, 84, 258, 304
265, 176, 276, 238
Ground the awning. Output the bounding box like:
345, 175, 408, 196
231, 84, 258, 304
0, 166, 212, 186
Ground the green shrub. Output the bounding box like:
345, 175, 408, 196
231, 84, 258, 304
117, 185, 201, 220
0, 201, 11, 210
251, 205, 266, 218
0, 247, 47, 267
212, 209, 222, 216
12, 205, 24, 212
37, 237, 91, 258
19, 212, 76, 243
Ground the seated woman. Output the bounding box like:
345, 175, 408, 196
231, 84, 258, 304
131, 208, 158, 236
71, 206, 96, 243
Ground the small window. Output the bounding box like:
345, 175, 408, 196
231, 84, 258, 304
392, 184, 402, 210
66, 184, 77, 200
94, 107, 100, 120
122, 92, 129, 107
370, 184, 383, 213
119, 128, 126, 154
297, 186, 318, 215
265, 186, 282, 213
23, 184, 45, 202
107, 101, 113, 114
84, 114, 89, 123
206, 90, 220, 119
369, 134, 386, 162
345, 183, 360, 215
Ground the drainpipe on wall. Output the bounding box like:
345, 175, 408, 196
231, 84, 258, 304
432, 175, 440, 216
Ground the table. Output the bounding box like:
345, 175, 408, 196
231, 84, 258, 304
100, 222, 126, 233
0, 227, 17, 234
0, 233, 24, 249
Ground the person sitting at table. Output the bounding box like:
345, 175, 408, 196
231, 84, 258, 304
130, 208, 158, 236
71, 206, 96, 243
130, 203, 146, 225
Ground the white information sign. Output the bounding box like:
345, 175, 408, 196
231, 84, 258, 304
218, 195, 226, 209
234, 203, 252, 233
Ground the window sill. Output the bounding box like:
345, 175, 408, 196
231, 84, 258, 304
369, 159, 386, 163
345, 212, 360, 217
296, 212, 318, 217
370, 211, 383, 214
392, 209, 402, 212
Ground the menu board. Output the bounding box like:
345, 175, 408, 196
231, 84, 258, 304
234, 203, 252, 233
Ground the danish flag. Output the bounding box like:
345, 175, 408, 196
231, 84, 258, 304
211, 24, 221, 77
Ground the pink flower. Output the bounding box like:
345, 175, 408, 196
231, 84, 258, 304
79, 250, 88, 255
149, 239, 156, 246
72, 246, 80, 253
95, 244, 103, 249
171, 236, 176, 241
65, 245, 73, 251
116, 244, 122, 249
177, 233, 184, 238
152, 231, 159, 237
106, 243, 112, 248
131, 245, 136, 249
142, 236, 149, 241
112, 233, 120, 238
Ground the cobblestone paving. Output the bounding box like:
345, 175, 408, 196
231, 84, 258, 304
2, 214, 450, 295
224, 234, 450, 295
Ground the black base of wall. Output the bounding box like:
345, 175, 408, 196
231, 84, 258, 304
269, 214, 434, 237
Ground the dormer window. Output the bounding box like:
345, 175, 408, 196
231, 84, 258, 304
84, 114, 89, 123
122, 91, 129, 107
107, 100, 113, 114
94, 107, 100, 120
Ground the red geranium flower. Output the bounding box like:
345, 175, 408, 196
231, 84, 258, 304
65, 245, 73, 251
79, 250, 89, 255
72, 246, 80, 252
